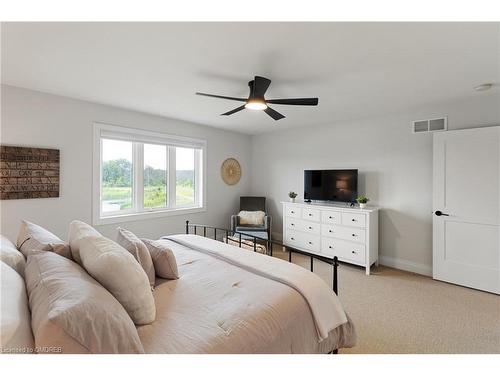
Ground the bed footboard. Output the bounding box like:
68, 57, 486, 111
185, 220, 340, 295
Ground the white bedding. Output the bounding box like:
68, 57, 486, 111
165, 234, 348, 342
137, 236, 356, 353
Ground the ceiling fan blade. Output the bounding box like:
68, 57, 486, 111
221, 105, 246, 116
196, 92, 247, 102
266, 98, 319, 106
252, 76, 272, 97
264, 106, 285, 121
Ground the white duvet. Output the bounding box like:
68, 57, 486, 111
165, 234, 348, 342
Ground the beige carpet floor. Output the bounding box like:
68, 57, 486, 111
270, 247, 500, 354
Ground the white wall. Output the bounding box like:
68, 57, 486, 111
250, 94, 500, 275
3, 84, 499, 276
0, 85, 252, 241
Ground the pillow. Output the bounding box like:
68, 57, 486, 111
238, 210, 266, 226
25, 252, 144, 354
116, 228, 155, 289
141, 239, 179, 280
1, 235, 26, 277
68, 220, 102, 265
0, 261, 34, 353
16, 220, 71, 260
79, 235, 156, 325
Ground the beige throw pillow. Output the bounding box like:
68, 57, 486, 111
68, 220, 102, 265
17, 220, 72, 260
238, 210, 266, 226
141, 239, 179, 280
1, 235, 26, 277
1, 261, 34, 353
117, 228, 155, 289
25, 252, 144, 353
79, 235, 156, 325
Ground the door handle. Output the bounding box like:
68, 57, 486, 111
434, 210, 450, 216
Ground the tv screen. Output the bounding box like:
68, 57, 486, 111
304, 169, 358, 203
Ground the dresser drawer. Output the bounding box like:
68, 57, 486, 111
300, 220, 321, 235
322, 224, 365, 243
342, 212, 366, 227
301, 233, 320, 252
321, 238, 365, 263
302, 207, 320, 222
321, 210, 341, 224
285, 218, 299, 231
286, 218, 320, 235
285, 205, 301, 218
284, 230, 302, 247
334, 226, 366, 243
321, 224, 338, 238
284, 230, 320, 252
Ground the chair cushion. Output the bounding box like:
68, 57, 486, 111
78, 235, 156, 325
0, 235, 26, 277
68, 220, 102, 265
117, 228, 155, 289
236, 225, 267, 232
141, 239, 179, 280
0, 261, 34, 353
238, 210, 266, 226
25, 252, 144, 353
17, 220, 71, 260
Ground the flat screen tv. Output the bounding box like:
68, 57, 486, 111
304, 169, 358, 203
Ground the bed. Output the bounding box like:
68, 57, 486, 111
2, 220, 355, 354
136, 231, 356, 354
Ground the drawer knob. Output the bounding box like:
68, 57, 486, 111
329, 216, 332, 219
291, 237, 295, 240
308, 226, 312, 229
352, 219, 356, 222
308, 213, 312, 216
329, 229, 332, 233
352, 233, 356, 237
291, 223, 295, 226
352, 250, 356, 254
291, 211, 295, 214
308, 241, 313, 245
329, 246, 333, 249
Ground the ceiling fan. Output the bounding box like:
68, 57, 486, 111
196, 75, 319, 121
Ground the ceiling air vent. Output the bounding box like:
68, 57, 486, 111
412, 117, 447, 134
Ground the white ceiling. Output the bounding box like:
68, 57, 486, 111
2, 22, 499, 134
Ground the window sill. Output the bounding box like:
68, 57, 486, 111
93, 206, 206, 226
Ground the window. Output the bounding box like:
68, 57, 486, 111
176, 147, 195, 207
93, 123, 205, 224
101, 139, 133, 213
144, 144, 167, 209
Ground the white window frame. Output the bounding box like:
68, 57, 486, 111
92, 122, 206, 225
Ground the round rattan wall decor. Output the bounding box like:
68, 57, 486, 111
221, 158, 241, 185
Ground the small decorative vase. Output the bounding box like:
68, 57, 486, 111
359, 203, 367, 209
290, 197, 296, 203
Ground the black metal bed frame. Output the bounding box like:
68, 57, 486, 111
185, 220, 339, 295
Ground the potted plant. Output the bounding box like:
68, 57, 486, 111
356, 196, 370, 209
288, 191, 298, 203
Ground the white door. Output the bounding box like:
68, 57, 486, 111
433, 126, 500, 294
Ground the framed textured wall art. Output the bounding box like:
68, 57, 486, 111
0, 145, 60, 200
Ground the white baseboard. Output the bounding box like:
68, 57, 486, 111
271, 231, 432, 277
379, 255, 432, 277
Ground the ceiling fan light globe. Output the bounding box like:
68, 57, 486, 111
245, 101, 267, 110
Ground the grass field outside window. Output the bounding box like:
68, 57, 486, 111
102, 183, 195, 211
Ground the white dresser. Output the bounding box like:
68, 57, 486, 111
282, 201, 379, 275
